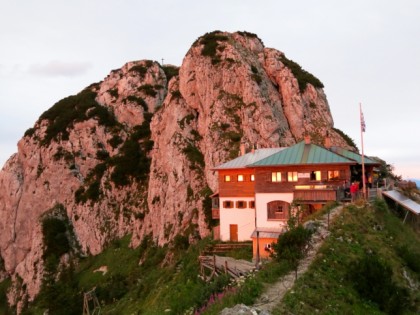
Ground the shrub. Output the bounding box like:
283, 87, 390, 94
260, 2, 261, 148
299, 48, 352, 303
202, 189, 217, 228
162, 65, 179, 83
199, 31, 229, 64
178, 113, 195, 129
39, 89, 117, 146
251, 74, 262, 85
182, 143, 205, 169
237, 31, 259, 39
273, 225, 312, 279
87, 103, 118, 127
397, 245, 420, 272
129, 65, 148, 78
223, 131, 241, 143
280, 55, 324, 92
171, 90, 182, 99
41, 217, 70, 261
108, 134, 123, 149
125, 95, 148, 112
348, 254, 409, 314
96, 149, 109, 160
37, 266, 81, 315
333, 127, 358, 151
138, 84, 157, 97
85, 181, 101, 202
173, 234, 189, 250
110, 118, 153, 187
75, 187, 86, 204
220, 123, 230, 131
108, 88, 119, 99
53, 147, 74, 162
24, 127, 36, 138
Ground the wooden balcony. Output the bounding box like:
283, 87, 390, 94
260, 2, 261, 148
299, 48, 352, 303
212, 208, 220, 219
293, 187, 337, 203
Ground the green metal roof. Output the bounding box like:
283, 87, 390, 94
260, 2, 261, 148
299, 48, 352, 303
329, 147, 380, 165
250, 141, 356, 166
214, 148, 285, 169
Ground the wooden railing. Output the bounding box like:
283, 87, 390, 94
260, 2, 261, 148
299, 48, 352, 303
294, 188, 337, 202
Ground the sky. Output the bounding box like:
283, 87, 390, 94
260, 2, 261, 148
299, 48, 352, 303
1, 0, 419, 179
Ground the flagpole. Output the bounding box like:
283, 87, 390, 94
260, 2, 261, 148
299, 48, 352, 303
360, 103, 366, 200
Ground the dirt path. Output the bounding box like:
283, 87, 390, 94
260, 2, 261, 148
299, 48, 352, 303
252, 205, 344, 313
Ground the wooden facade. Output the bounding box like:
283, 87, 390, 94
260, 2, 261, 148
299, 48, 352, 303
218, 169, 255, 197
254, 165, 351, 194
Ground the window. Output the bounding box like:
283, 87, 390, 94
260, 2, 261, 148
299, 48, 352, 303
249, 201, 255, 208
223, 200, 233, 208
288, 171, 298, 182
237, 174, 244, 182
236, 200, 247, 209
328, 170, 340, 180
224, 175, 231, 182
271, 172, 282, 182
310, 171, 321, 181
250, 174, 255, 182
212, 198, 219, 209
267, 200, 290, 220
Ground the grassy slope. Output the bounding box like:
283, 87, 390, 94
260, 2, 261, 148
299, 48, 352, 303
275, 200, 420, 314
2, 200, 419, 314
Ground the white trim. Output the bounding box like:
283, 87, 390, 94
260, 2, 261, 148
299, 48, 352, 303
255, 193, 293, 229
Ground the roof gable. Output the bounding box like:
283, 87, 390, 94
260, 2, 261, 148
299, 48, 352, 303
250, 141, 356, 166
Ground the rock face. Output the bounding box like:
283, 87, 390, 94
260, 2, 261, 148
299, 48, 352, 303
0, 31, 352, 305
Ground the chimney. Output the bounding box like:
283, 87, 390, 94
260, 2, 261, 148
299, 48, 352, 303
251, 144, 256, 153
240, 143, 246, 156
304, 134, 311, 144
324, 132, 331, 149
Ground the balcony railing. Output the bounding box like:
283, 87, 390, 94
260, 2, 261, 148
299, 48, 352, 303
293, 187, 337, 202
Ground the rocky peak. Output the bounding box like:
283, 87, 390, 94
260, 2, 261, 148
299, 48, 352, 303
0, 31, 353, 308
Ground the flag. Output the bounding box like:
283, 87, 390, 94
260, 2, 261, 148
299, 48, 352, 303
360, 108, 366, 132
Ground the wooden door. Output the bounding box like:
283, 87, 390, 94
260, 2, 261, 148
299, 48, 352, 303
229, 224, 238, 242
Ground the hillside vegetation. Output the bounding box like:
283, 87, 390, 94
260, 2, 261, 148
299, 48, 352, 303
275, 199, 420, 314
1, 199, 419, 314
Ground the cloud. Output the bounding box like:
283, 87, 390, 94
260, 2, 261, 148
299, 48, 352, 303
28, 60, 92, 77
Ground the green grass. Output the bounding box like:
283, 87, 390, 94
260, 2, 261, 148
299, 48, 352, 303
16, 200, 420, 314
274, 199, 420, 314
23, 236, 249, 314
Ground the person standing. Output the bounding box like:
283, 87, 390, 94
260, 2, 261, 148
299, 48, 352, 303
350, 182, 359, 202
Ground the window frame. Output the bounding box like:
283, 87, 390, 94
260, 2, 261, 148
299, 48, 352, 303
267, 200, 289, 220
223, 200, 234, 208
328, 170, 340, 180
236, 200, 247, 209
271, 172, 282, 182
287, 171, 298, 182
310, 171, 321, 181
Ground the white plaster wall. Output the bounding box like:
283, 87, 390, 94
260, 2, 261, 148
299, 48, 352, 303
219, 197, 255, 241
255, 193, 293, 229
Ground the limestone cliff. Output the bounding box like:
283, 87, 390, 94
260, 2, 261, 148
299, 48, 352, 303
0, 31, 352, 306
